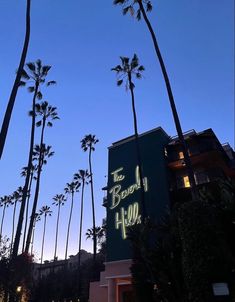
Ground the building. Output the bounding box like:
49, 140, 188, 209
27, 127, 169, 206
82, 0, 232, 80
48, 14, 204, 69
89, 127, 235, 302
33, 249, 92, 280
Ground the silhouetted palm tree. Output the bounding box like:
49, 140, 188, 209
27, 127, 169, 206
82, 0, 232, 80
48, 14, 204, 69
39, 206, 52, 265
112, 54, 147, 219
21, 164, 37, 252
114, 0, 197, 198
0, 0, 31, 159
25, 101, 58, 252
10, 187, 23, 253
86, 226, 105, 247
0, 195, 11, 241
12, 60, 56, 258
52, 194, 66, 260
74, 170, 90, 267
25, 144, 54, 253
81, 135, 99, 260
64, 181, 80, 260
30, 212, 41, 255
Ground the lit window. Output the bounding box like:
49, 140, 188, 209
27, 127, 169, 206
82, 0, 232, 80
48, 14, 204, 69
183, 176, 190, 188
179, 151, 184, 159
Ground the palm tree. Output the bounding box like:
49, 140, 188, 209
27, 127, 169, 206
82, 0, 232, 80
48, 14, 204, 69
112, 54, 147, 219
12, 60, 56, 258
0, 195, 11, 241
25, 144, 54, 253
81, 135, 99, 260
10, 187, 23, 253
114, 0, 197, 199
64, 181, 80, 260
52, 194, 66, 260
25, 101, 58, 253
0, 0, 31, 159
74, 170, 90, 267
86, 226, 105, 247
21, 164, 37, 252
30, 212, 41, 255
39, 206, 52, 265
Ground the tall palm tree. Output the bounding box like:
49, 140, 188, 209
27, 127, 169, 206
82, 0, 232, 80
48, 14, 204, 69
21, 164, 37, 252
0, 195, 11, 241
25, 144, 54, 252
114, 0, 197, 199
10, 187, 23, 253
74, 170, 90, 267
12, 60, 56, 258
64, 181, 80, 260
0, 0, 31, 159
30, 212, 41, 255
52, 194, 66, 260
39, 206, 52, 265
81, 135, 99, 260
112, 54, 147, 219
25, 101, 58, 253
85, 226, 105, 247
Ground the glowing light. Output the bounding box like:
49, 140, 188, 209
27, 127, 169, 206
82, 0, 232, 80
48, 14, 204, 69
115, 202, 141, 239
111, 167, 125, 182
109, 166, 148, 209
183, 176, 190, 188
179, 151, 184, 159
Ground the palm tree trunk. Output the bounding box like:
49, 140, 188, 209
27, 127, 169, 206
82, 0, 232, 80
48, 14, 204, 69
40, 215, 47, 265
30, 223, 36, 255
128, 72, 147, 220
0, 0, 31, 159
78, 180, 85, 297
54, 203, 61, 260
65, 192, 74, 260
25, 118, 46, 252
78, 180, 85, 267
138, 1, 197, 199
12, 82, 39, 258
89, 148, 97, 261
0, 205, 6, 240
11, 202, 17, 253
22, 171, 33, 252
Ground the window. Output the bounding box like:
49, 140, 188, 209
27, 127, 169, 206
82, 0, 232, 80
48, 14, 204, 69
183, 176, 190, 188
176, 175, 191, 188
179, 151, 184, 159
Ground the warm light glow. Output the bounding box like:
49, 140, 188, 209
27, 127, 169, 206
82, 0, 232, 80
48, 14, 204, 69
16, 286, 22, 293
183, 176, 190, 188
179, 151, 184, 159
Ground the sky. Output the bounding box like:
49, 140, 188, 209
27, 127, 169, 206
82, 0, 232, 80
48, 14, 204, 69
0, 0, 234, 262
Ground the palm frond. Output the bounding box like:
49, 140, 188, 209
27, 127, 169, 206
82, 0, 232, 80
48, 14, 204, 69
37, 91, 43, 100
146, 1, 152, 12
26, 62, 36, 72
27, 86, 35, 93
19, 81, 26, 87
117, 79, 123, 86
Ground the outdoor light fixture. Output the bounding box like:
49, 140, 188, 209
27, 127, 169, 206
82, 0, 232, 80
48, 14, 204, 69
16, 286, 22, 293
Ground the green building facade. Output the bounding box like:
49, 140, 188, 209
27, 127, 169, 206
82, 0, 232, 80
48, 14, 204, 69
106, 127, 171, 261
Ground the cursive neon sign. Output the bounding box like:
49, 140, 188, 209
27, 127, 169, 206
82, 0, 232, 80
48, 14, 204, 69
109, 166, 148, 210
109, 166, 148, 239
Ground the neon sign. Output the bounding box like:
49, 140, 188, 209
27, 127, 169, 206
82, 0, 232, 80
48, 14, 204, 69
109, 166, 148, 210
109, 166, 148, 239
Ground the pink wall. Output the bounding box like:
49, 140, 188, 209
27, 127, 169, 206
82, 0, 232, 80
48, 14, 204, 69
89, 281, 107, 302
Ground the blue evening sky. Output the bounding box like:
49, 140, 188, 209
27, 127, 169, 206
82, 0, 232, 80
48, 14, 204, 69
0, 0, 234, 261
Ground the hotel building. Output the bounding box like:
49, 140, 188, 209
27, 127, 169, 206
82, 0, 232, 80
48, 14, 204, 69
89, 127, 235, 302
